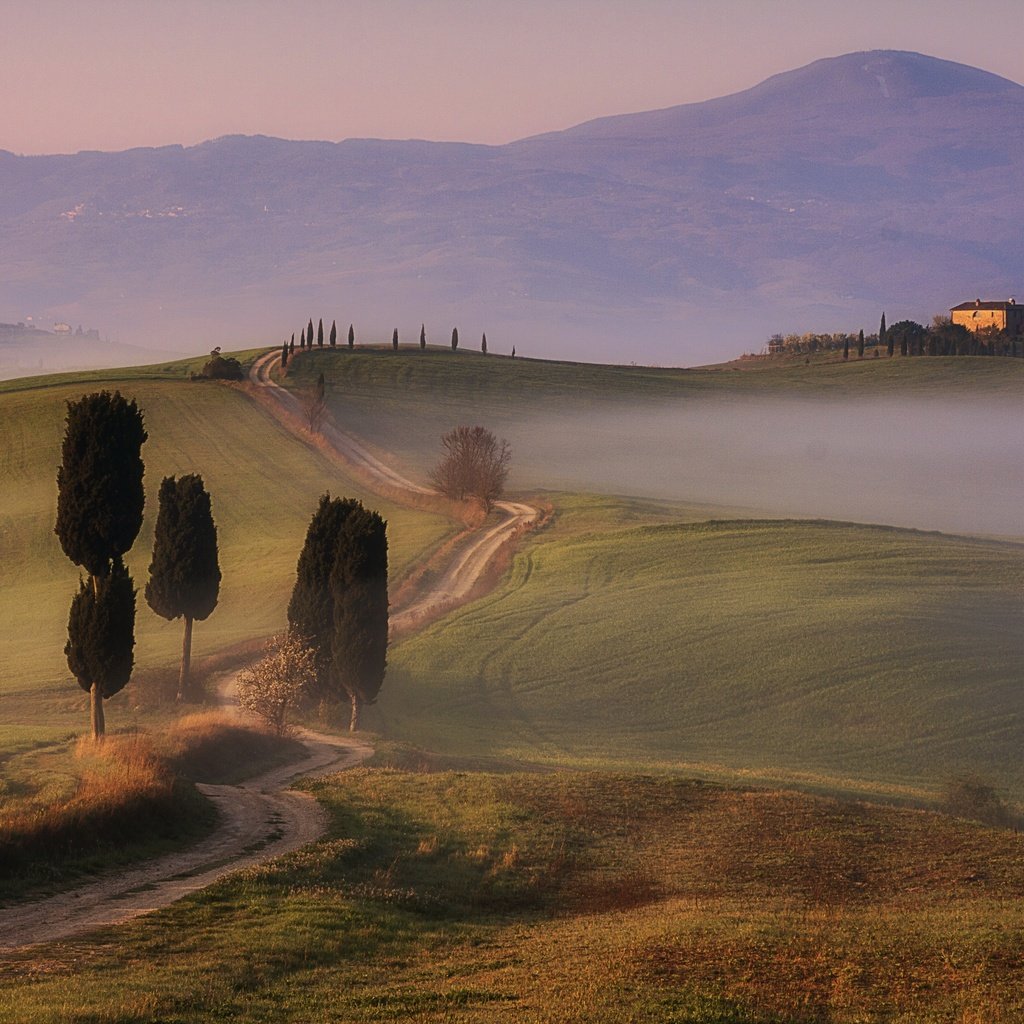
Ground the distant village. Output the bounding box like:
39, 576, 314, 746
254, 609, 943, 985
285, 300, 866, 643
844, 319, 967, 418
0, 319, 103, 343
759, 298, 1024, 359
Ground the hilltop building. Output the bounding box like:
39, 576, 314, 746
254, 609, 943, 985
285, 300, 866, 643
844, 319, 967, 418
950, 298, 1024, 335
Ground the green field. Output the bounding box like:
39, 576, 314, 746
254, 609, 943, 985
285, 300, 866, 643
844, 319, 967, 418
0, 365, 453, 745
4, 764, 1022, 1022
375, 498, 1024, 799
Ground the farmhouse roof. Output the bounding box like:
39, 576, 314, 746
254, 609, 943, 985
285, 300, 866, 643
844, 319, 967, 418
950, 299, 1017, 311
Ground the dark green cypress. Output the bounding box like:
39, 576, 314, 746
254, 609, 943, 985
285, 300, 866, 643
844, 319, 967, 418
55, 391, 147, 580
330, 504, 388, 732
420, 324, 426, 350
857, 329, 865, 358
65, 558, 136, 738
392, 328, 399, 351
317, 318, 324, 348
145, 475, 221, 702
282, 343, 289, 368
330, 320, 337, 347
348, 324, 354, 349
300, 327, 306, 349
451, 327, 459, 351
482, 332, 488, 355
287, 495, 362, 700
308, 318, 315, 349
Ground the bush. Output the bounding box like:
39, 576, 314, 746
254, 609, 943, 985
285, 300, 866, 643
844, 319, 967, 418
942, 777, 1013, 827
430, 425, 511, 512
236, 634, 316, 735
198, 348, 243, 380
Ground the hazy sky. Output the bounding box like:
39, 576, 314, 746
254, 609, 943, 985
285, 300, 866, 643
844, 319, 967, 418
2, 0, 1022, 155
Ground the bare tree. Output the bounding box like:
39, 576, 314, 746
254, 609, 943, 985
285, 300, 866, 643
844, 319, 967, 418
300, 372, 327, 433
430, 425, 511, 512
236, 634, 315, 735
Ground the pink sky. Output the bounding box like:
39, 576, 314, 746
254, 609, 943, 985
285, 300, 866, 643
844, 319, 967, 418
2, 0, 1022, 155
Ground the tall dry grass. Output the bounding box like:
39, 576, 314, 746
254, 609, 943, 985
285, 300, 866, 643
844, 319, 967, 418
0, 733, 180, 880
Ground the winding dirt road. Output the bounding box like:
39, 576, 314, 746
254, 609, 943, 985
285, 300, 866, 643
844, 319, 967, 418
1, 349, 538, 950
248, 349, 539, 630
0, 723, 372, 951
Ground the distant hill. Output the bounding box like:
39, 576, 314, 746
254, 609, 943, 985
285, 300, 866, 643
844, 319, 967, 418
2, 50, 1023, 365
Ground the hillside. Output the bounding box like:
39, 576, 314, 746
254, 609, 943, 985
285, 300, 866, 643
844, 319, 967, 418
0, 359, 453, 751
3, 50, 1024, 364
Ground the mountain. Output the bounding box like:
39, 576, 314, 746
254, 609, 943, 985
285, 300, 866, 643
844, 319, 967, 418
2, 50, 1022, 366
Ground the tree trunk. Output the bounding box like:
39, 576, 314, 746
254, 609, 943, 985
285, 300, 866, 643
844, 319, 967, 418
178, 615, 193, 702
349, 694, 361, 733
90, 681, 105, 740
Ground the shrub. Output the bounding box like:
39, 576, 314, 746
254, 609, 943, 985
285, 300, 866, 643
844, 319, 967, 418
198, 348, 243, 380
236, 634, 316, 735
942, 777, 1013, 827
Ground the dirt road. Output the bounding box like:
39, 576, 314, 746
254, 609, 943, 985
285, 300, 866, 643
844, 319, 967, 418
248, 349, 539, 629
0, 723, 371, 951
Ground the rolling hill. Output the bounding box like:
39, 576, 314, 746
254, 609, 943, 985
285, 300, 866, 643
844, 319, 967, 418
3, 50, 1024, 365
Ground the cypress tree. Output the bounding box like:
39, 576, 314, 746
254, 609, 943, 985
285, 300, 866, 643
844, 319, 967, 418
308, 318, 315, 349
512, 346, 516, 359
330, 320, 337, 347
300, 327, 306, 349
55, 391, 147, 738
287, 495, 361, 700
857, 329, 865, 358
451, 327, 459, 351
420, 323, 426, 350
145, 475, 221, 702
281, 342, 289, 368
317, 318, 324, 347
330, 504, 388, 732
843, 337, 849, 360
348, 324, 355, 348
481, 333, 488, 355
392, 328, 399, 351
66, 558, 136, 740
879, 312, 887, 353
289, 337, 295, 355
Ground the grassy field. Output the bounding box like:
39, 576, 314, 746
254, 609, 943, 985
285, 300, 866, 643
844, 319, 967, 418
377, 498, 1024, 800
0, 366, 454, 748
3, 762, 1023, 1022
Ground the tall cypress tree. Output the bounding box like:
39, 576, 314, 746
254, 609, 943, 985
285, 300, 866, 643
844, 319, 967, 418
420, 324, 426, 350
288, 495, 361, 700
308, 318, 315, 350
317, 318, 324, 347
300, 327, 306, 349
348, 324, 355, 349
66, 558, 136, 739
330, 320, 337, 347
481, 332, 488, 355
843, 336, 849, 360
331, 504, 388, 732
392, 328, 399, 351
55, 391, 147, 737
451, 327, 459, 351
145, 475, 221, 702
281, 342, 289, 368
857, 329, 865, 358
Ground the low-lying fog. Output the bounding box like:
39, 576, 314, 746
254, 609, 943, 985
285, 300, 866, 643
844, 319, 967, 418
507, 397, 1024, 538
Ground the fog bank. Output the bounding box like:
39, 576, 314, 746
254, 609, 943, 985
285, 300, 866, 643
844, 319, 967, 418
507, 397, 1024, 538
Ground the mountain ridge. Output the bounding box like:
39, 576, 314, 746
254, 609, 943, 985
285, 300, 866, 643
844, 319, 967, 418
2, 49, 1022, 366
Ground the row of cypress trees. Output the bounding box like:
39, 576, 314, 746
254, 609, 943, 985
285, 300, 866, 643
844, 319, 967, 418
280, 318, 498, 367
56, 392, 221, 737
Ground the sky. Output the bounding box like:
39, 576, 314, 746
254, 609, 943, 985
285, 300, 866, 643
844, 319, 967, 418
2, 0, 1023, 155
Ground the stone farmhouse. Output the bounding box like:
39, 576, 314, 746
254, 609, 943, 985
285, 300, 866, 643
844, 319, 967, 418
950, 298, 1024, 335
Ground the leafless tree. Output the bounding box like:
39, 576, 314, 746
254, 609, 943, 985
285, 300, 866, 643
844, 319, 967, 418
430, 425, 511, 513
300, 372, 327, 434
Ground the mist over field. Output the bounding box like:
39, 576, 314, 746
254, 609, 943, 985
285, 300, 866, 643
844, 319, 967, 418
508, 397, 1024, 537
